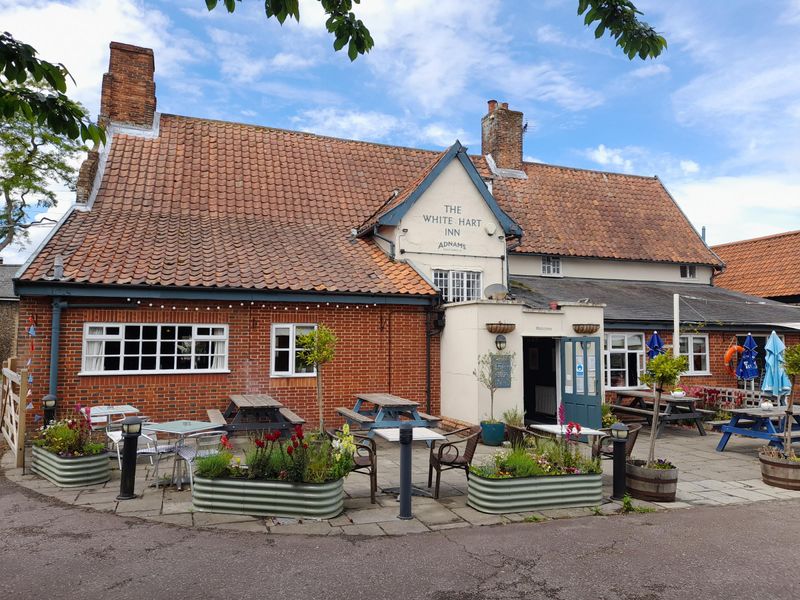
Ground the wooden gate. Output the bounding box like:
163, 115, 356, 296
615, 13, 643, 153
0, 358, 28, 468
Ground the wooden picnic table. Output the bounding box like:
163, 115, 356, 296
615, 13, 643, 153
613, 390, 707, 438
336, 393, 440, 438
222, 394, 305, 435
716, 406, 800, 452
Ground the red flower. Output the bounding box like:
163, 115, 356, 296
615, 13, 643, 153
294, 424, 304, 440
254, 438, 265, 448
286, 445, 294, 455
220, 435, 233, 450
291, 435, 297, 443
303, 443, 308, 449
293, 438, 300, 448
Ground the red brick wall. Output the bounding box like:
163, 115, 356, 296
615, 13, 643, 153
18, 297, 440, 427
99, 42, 156, 128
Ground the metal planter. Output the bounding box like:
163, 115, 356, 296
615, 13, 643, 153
192, 476, 344, 519
467, 472, 603, 514
31, 445, 111, 488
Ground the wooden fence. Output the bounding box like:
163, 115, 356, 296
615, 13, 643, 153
0, 358, 28, 468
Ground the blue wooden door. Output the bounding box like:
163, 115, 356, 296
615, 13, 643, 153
560, 337, 602, 429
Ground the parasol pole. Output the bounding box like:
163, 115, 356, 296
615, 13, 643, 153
673, 294, 680, 358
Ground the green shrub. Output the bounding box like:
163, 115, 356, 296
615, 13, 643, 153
502, 407, 525, 428
601, 403, 618, 427
195, 451, 233, 479
34, 410, 105, 457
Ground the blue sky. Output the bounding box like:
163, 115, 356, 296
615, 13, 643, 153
2, 0, 800, 262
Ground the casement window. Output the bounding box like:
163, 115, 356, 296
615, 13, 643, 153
271, 323, 317, 377
680, 265, 697, 279
81, 324, 228, 375
432, 270, 482, 303
541, 256, 561, 276
604, 333, 645, 389
679, 334, 710, 374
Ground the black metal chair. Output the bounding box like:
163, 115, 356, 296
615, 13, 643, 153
427, 426, 481, 499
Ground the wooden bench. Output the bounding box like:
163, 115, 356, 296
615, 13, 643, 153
206, 409, 228, 426
336, 407, 375, 425
611, 405, 660, 418
416, 412, 441, 423
278, 407, 305, 425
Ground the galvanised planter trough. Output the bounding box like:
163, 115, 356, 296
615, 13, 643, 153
192, 476, 344, 519
467, 472, 603, 514
31, 445, 111, 488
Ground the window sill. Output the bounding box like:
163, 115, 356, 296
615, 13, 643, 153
270, 373, 317, 379
681, 372, 712, 377
539, 273, 563, 278
78, 369, 231, 377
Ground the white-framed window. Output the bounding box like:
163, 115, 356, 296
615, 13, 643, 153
680, 265, 697, 279
271, 323, 317, 377
541, 256, 561, 276
432, 270, 482, 302
81, 323, 228, 375
679, 334, 710, 374
604, 332, 645, 389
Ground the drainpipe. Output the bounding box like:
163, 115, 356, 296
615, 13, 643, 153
48, 298, 65, 402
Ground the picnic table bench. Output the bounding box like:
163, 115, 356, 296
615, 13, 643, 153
221, 394, 305, 435
716, 407, 800, 452
336, 393, 440, 439
613, 390, 707, 437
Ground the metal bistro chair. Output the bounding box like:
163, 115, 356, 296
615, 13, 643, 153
106, 427, 176, 489
172, 431, 226, 490
591, 423, 643, 460
427, 426, 481, 499
328, 429, 378, 504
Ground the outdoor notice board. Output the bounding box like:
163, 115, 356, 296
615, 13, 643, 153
492, 355, 512, 388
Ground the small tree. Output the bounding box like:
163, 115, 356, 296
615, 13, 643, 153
783, 345, 800, 458
297, 325, 337, 431
639, 353, 688, 466
473, 351, 515, 423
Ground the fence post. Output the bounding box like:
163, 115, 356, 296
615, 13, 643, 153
17, 366, 27, 469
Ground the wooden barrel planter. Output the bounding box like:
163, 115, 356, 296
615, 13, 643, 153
31, 445, 111, 488
192, 476, 344, 519
467, 473, 602, 514
625, 460, 678, 502
759, 455, 800, 490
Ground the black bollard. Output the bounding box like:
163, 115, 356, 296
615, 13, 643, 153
398, 423, 413, 520
610, 422, 629, 500
117, 417, 143, 500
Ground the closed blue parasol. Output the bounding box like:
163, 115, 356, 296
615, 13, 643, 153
736, 333, 759, 381
761, 331, 792, 400
646, 331, 664, 359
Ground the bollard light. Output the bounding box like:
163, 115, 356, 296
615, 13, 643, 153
398, 423, 413, 520
117, 417, 144, 500
42, 394, 57, 424
610, 422, 629, 500
610, 422, 629, 440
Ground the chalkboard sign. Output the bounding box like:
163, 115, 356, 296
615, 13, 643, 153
492, 355, 512, 389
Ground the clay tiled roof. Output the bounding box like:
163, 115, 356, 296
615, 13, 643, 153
494, 162, 722, 266
21, 115, 438, 296
713, 230, 800, 299
21, 114, 722, 294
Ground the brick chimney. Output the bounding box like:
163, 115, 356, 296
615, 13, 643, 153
99, 42, 156, 128
481, 100, 524, 171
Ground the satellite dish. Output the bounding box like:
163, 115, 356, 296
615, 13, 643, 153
484, 283, 508, 300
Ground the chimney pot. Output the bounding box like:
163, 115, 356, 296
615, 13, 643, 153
500, 102, 508, 109
487, 99, 498, 113
100, 42, 156, 128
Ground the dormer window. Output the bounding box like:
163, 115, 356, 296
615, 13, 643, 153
541, 256, 561, 276
433, 269, 482, 302
680, 265, 697, 279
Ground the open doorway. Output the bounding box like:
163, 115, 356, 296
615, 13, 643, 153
523, 337, 557, 424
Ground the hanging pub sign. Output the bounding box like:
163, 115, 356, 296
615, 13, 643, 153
491, 354, 512, 389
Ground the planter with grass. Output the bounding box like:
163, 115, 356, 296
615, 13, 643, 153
503, 407, 526, 447
191, 426, 354, 519
31, 412, 109, 487
468, 436, 602, 513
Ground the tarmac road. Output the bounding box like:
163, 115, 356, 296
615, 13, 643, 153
0, 474, 797, 600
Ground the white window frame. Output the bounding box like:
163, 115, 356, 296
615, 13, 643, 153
432, 269, 482, 303
679, 333, 711, 375
604, 332, 647, 390
80, 323, 229, 376
270, 323, 318, 378
541, 256, 562, 277
680, 265, 697, 279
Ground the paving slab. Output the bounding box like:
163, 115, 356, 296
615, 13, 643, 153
340, 523, 385, 536
378, 518, 430, 535
450, 506, 504, 526
147, 513, 194, 527
269, 521, 335, 536
212, 520, 270, 533
192, 512, 260, 527
347, 506, 403, 524
537, 507, 596, 520
428, 521, 471, 531
161, 501, 194, 515
411, 503, 463, 526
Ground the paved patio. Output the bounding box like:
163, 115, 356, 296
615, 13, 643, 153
4, 424, 800, 536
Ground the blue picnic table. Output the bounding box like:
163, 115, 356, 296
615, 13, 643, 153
336, 393, 440, 438
716, 406, 800, 452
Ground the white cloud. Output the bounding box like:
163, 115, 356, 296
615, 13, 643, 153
680, 160, 700, 174
419, 124, 472, 147
630, 63, 670, 78
0, 191, 73, 265
669, 175, 800, 245
781, 0, 800, 23
291, 108, 401, 141
584, 144, 635, 172
0, 0, 199, 116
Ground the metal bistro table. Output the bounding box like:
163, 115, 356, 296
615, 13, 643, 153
81, 405, 140, 430
375, 427, 446, 501
615, 390, 706, 437
337, 393, 440, 437
143, 420, 223, 489
716, 406, 800, 452
528, 423, 606, 442
223, 394, 305, 435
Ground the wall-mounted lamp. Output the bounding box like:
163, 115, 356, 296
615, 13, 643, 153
495, 334, 507, 351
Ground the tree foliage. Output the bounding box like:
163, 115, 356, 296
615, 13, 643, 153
0, 95, 86, 251
0, 32, 104, 145
297, 325, 338, 430
639, 353, 688, 465
578, 0, 667, 60
206, 0, 374, 61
